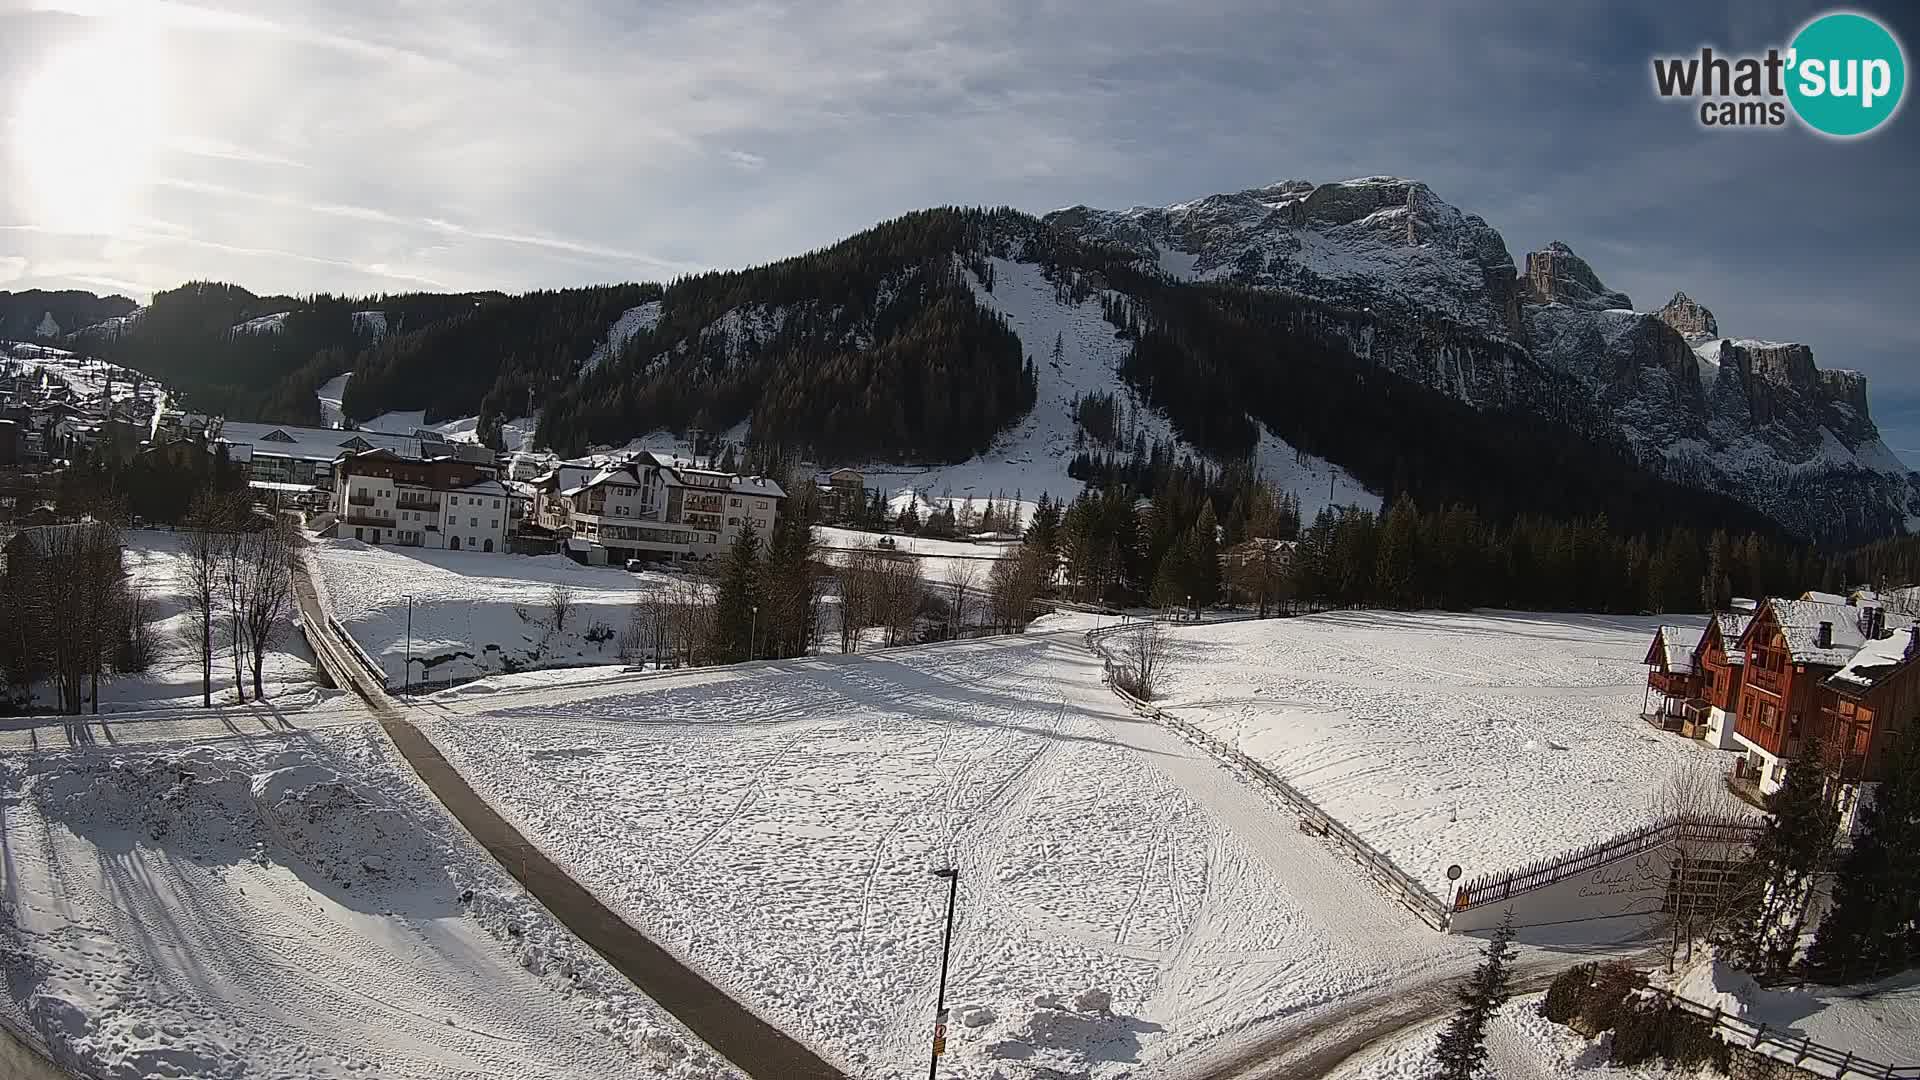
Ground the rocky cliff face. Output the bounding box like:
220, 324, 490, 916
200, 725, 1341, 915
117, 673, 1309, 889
1048, 178, 1918, 544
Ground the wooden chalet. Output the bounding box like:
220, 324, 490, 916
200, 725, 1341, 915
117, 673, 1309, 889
1643, 625, 1705, 730
1691, 611, 1752, 749
1729, 597, 1888, 798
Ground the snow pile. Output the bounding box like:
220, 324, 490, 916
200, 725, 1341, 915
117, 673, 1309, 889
2, 727, 743, 1080
1154, 610, 1754, 891
1665, 957, 1920, 1069
946, 989, 1159, 1078
1671, 957, 1760, 1020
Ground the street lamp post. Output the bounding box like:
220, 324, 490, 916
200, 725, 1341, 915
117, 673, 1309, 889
750, 603, 759, 662
404, 594, 413, 698
928, 867, 959, 1080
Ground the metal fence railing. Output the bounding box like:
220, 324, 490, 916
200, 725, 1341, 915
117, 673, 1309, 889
1084, 624, 1453, 931
1644, 987, 1920, 1080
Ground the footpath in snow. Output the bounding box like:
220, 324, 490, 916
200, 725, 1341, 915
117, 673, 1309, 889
0, 724, 738, 1080
1151, 610, 1749, 895
419, 632, 1480, 1080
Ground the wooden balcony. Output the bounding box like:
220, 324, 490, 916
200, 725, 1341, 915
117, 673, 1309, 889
1747, 665, 1785, 694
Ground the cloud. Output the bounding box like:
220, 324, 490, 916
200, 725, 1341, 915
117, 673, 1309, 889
0, 255, 26, 283
724, 150, 767, 172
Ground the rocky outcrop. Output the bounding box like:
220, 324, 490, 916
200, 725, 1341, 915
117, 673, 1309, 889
1657, 291, 1718, 339
1521, 242, 1633, 310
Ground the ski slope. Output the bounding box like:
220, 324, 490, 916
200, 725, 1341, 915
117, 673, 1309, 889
420, 631, 1479, 1080
857, 257, 1377, 528
0, 725, 737, 1080
1152, 610, 1755, 894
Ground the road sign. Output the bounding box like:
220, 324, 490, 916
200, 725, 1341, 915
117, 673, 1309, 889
932, 1022, 947, 1056
1446, 864, 1463, 881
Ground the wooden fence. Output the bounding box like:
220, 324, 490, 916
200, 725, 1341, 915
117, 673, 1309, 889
1452, 813, 1764, 912
1644, 987, 1920, 1080
1085, 623, 1454, 930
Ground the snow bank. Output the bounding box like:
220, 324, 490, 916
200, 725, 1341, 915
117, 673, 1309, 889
2, 727, 742, 1080
1155, 610, 1752, 892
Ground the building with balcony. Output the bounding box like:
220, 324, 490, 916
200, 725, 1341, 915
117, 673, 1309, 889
539, 451, 785, 565
1728, 596, 1889, 799
1693, 610, 1752, 750
329, 448, 512, 553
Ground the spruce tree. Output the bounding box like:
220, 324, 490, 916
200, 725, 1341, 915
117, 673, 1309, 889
1375, 492, 1419, 608
1808, 722, 1920, 980
713, 522, 762, 663
1428, 911, 1516, 1080
1188, 501, 1221, 611
1717, 739, 1841, 976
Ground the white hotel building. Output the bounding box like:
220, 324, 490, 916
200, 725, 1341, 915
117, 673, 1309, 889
532, 451, 785, 564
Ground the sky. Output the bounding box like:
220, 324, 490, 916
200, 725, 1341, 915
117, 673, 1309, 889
1, 0, 1916, 455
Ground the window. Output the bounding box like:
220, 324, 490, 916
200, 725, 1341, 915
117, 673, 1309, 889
727, 516, 739, 526
468, 536, 478, 548
730, 497, 741, 507
470, 517, 479, 527
447, 515, 456, 525
492, 499, 500, 509
490, 520, 498, 529
757, 500, 767, 510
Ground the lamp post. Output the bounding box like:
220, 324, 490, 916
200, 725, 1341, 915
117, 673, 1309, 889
928, 866, 959, 1080
750, 603, 759, 662
403, 594, 413, 698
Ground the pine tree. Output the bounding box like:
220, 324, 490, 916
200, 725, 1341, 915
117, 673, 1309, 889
1808, 722, 1920, 980
713, 522, 762, 663
1717, 739, 1841, 976
1375, 492, 1419, 608
1428, 911, 1516, 1080
1702, 530, 1732, 612
1188, 501, 1221, 611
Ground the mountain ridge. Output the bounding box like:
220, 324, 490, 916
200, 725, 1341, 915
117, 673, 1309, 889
13, 179, 1911, 545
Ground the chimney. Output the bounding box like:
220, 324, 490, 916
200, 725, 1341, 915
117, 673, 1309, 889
1816, 621, 1833, 650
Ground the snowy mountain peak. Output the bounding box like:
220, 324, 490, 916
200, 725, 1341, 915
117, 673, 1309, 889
1520, 242, 1632, 311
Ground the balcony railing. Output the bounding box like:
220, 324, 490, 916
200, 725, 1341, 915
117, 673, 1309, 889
343, 512, 394, 527
1748, 665, 1784, 693
396, 496, 440, 511
347, 494, 376, 507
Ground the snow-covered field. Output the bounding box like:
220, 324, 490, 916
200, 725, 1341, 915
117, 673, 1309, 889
0, 725, 736, 1079
420, 632, 1480, 1079
30, 529, 324, 713
815, 525, 1017, 584
309, 539, 702, 684
1151, 610, 1749, 893
855, 257, 1377, 526
1, 342, 168, 415
315, 371, 536, 450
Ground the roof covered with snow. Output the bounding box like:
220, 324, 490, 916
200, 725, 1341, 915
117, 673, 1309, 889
1648, 626, 1702, 673
1708, 612, 1752, 664
1826, 629, 1919, 693
217, 421, 428, 463
1759, 598, 1875, 667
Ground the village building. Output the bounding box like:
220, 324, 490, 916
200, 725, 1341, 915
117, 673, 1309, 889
328, 448, 513, 553
1642, 624, 1704, 729
1727, 596, 1889, 799
211, 420, 491, 503
534, 451, 784, 565
1692, 610, 1752, 750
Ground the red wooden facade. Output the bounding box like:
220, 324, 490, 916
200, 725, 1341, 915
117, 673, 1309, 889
1816, 633, 1918, 784
1733, 603, 1824, 759
1694, 615, 1747, 712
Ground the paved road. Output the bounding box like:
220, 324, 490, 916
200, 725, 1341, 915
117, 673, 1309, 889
292, 563, 848, 1080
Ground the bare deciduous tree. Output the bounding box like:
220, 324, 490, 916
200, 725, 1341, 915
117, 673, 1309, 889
548, 585, 576, 632
238, 517, 299, 699
1651, 757, 1755, 971
944, 561, 980, 637
179, 492, 226, 708
1112, 621, 1171, 700
986, 548, 1049, 633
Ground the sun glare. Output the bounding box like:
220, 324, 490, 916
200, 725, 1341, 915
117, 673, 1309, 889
13, 24, 167, 234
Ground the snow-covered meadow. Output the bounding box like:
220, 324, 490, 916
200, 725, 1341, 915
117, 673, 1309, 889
31, 529, 324, 713
1150, 610, 1749, 894
815, 525, 1017, 585
0, 725, 736, 1080
308, 539, 702, 685
420, 632, 1478, 1080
